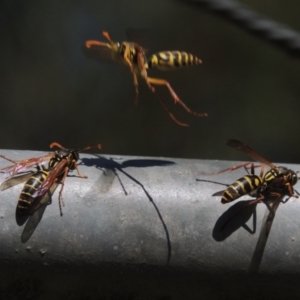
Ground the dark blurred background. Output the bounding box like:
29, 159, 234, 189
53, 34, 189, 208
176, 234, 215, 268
0, 0, 299, 163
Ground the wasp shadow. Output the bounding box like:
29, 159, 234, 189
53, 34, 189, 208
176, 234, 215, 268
81, 156, 175, 195
212, 200, 258, 241
196, 179, 258, 241
81, 155, 175, 265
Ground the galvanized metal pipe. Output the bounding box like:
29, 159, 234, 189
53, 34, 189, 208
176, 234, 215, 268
0, 149, 300, 298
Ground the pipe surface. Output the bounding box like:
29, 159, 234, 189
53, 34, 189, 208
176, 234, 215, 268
0, 149, 300, 298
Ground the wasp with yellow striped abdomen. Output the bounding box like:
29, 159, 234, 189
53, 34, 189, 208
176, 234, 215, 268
0, 142, 102, 242
32, 142, 102, 210
1, 142, 102, 218
83, 31, 207, 126
203, 139, 299, 209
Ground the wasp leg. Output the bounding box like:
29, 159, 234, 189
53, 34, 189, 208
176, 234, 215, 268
285, 182, 299, 199
72, 160, 88, 179
132, 72, 139, 105
59, 160, 87, 203
139, 55, 188, 126
57, 160, 87, 207
0, 155, 27, 164
154, 90, 189, 127
200, 162, 263, 176
145, 77, 207, 117
56, 168, 69, 211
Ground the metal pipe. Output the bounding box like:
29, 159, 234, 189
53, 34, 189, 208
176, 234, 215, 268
0, 149, 300, 298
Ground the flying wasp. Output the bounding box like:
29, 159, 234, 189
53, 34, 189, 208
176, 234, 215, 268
203, 139, 299, 209
83, 31, 207, 126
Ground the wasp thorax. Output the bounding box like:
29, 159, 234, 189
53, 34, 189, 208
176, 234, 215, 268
276, 166, 298, 185
71, 151, 80, 162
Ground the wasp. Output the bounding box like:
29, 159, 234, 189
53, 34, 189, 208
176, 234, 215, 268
84, 31, 207, 126
205, 139, 299, 208
0, 142, 102, 218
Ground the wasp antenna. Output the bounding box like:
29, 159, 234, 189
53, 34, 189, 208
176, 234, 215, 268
49, 142, 66, 150
102, 31, 113, 44
78, 144, 103, 153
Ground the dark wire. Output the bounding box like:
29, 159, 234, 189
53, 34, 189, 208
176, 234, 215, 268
180, 0, 300, 58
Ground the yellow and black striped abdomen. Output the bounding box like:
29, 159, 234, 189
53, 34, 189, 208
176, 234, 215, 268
17, 169, 49, 214
147, 51, 202, 70
221, 175, 263, 204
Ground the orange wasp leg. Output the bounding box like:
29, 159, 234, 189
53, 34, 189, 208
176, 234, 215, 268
135, 52, 193, 126
144, 77, 207, 117
200, 162, 264, 176
284, 182, 299, 199
154, 90, 189, 127
57, 160, 87, 208
0, 155, 25, 165
0, 154, 52, 166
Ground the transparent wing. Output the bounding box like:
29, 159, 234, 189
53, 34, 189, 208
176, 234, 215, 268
212, 190, 225, 197
125, 27, 157, 53
20, 182, 59, 243
33, 160, 67, 198
227, 139, 276, 168
0, 172, 34, 191
0, 153, 53, 178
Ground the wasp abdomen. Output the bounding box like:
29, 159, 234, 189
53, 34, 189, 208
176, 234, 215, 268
221, 175, 263, 204
148, 51, 202, 70
17, 170, 49, 213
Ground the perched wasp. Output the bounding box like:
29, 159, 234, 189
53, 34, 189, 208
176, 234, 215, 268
84, 31, 207, 126
0, 142, 102, 219
204, 139, 299, 209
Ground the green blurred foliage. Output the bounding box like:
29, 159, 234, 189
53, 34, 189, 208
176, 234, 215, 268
0, 0, 300, 163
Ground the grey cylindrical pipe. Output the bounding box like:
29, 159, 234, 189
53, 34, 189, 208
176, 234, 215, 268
0, 149, 299, 298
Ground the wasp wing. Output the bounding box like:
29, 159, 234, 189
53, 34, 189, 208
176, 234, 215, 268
0, 172, 34, 191
226, 139, 276, 168
0, 153, 53, 178
33, 160, 67, 198
125, 27, 158, 53
212, 190, 225, 197
20, 182, 60, 243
